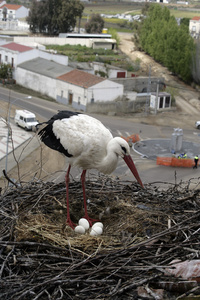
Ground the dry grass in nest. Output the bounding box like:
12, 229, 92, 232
1, 176, 200, 299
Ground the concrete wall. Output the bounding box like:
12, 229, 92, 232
87, 97, 147, 114
14, 36, 116, 50
14, 36, 93, 47
38, 50, 68, 65
111, 77, 164, 93
16, 67, 57, 99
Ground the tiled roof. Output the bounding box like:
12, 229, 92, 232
191, 16, 200, 21
1, 42, 33, 53
57, 69, 105, 88
1, 4, 22, 10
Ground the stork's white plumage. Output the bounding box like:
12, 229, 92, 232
38, 111, 143, 228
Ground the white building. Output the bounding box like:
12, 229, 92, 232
16, 57, 72, 100
0, 42, 36, 69
0, 42, 68, 79
15, 58, 123, 111
92, 62, 127, 79
189, 16, 200, 39
57, 69, 124, 111
0, 1, 6, 7
0, 4, 29, 21
150, 92, 171, 110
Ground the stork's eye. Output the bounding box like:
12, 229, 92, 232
121, 146, 127, 154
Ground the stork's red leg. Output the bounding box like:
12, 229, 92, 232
81, 170, 98, 226
65, 165, 76, 229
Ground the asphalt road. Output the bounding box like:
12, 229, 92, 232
1, 86, 200, 189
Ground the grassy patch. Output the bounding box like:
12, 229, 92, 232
46, 44, 133, 70
83, 3, 143, 15
170, 9, 200, 18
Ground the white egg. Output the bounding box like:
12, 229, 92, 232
78, 218, 90, 230
90, 226, 103, 236
92, 222, 103, 229
74, 225, 85, 234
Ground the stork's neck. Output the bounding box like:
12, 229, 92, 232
98, 139, 119, 174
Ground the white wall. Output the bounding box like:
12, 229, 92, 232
17, 49, 38, 65
189, 19, 200, 38
89, 80, 123, 102
56, 77, 124, 111
14, 36, 93, 47
15, 6, 29, 19
16, 67, 57, 99
56, 79, 86, 110
0, 46, 68, 70
38, 50, 68, 65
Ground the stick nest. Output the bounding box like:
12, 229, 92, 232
1, 175, 200, 299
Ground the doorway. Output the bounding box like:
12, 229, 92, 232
68, 92, 73, 105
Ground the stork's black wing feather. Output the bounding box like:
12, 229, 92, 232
38, 111, 81, 157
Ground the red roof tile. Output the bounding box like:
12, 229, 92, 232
191, 16, 200, 21
57, 69, 105, 88
1, 42, 33, 53
1, 4, 22, 10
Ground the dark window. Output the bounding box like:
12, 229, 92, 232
165, 96, 170, 107
159, 97, 163, 108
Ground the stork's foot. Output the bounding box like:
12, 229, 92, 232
66, 217, 76, 229
83, 215, 99, 227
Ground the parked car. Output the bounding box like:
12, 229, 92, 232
195, 121, 200, 129
14, 110, 39, 131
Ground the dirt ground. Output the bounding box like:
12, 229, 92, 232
118, 32, 200, 125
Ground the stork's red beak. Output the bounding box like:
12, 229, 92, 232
123, 155, 144, 188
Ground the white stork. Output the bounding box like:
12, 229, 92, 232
38, 111, 143, 228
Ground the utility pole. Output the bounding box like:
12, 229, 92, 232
145, 65, 151, 115
155, 80, 159, 115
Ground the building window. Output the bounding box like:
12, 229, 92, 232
5, 55, 8, 62
78, 97, 80, 105
165, 96, 170, 107
61, 90, 63, 98
192, 26, 196, 32
159, 97, 163, 108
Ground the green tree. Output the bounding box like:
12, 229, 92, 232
137, 4, 194, 82
192, 40, 200, 84
27, 0, 84, 35
57, 0, 84, 34
85, 14, 104, 34
107, 28, 120, 48
0, 64, 12, 79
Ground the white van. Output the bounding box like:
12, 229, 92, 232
14, 110, 39, 131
